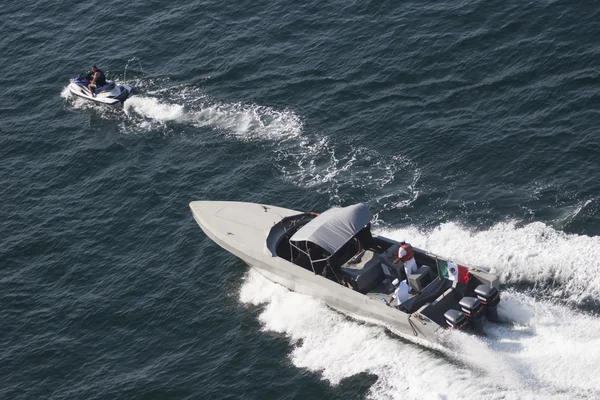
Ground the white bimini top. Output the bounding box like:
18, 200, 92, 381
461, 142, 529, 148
290, 203, 372, 255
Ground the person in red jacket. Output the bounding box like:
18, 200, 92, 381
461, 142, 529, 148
393, 239, 418, 285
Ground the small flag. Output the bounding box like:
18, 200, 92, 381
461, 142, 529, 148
438, 260, 469, 283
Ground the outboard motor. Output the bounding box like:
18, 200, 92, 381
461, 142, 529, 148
458, 297, 484, 331
444, 309, 469, 330
474, 284, 500, 322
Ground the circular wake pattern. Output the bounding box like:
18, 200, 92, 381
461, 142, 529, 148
273, 136, 420, 205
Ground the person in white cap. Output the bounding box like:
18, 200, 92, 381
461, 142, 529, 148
393, 239, 418, 286
386, 278, 409, 309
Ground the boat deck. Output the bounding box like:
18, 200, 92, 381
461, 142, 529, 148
339, 243, 455, 316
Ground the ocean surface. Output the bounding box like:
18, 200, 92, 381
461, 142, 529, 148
2, 0, 600, 398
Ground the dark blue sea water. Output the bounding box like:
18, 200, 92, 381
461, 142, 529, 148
2, 0, 600, 398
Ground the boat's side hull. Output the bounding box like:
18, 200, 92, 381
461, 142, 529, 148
243, 257, 441, 342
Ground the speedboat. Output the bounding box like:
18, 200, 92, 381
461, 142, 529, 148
67, 73, 133, 106
189, 201, 501, 344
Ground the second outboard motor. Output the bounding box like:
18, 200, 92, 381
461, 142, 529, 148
459, 297, 484, 331
474, 284, 500, 322
444, 309, 469, 330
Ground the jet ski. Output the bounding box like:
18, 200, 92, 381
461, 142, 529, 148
68, 73, 133, 106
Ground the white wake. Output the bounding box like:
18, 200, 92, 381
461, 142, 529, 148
62, 82, 419, 206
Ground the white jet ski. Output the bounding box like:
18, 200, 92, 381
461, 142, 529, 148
68, 73, 133, 107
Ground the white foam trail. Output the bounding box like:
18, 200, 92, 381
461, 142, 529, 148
62, 80, 415, 205
124, 96, 185, 122
117, 85, 419, 205
273, 137, 420, 205
117, 86, 417, 201
121, 92, 302, 139
189, 102, 302, 140
484, 290, 600, 395
240, 269, 596, 399
377, 221, 600, 304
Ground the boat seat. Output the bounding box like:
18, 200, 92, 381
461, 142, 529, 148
399, 278, 453, 314
409, 265, 433, 293
379, 261, 395, 291
341, 250, 384, 293
95, 82, 116, 93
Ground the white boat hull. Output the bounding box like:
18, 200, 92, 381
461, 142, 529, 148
190, 201, 442, 342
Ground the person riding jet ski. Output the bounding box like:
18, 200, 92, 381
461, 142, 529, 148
68, 65, 133, 106
88, 65, 106, 97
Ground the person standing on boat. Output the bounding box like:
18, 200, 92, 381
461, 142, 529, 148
393, 240, 418, 285
88, 65, 106, 97
386, 278, 409, 309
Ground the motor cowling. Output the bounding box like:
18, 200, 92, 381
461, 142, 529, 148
459, 297, 483, 318
474, 284, 500, 321
444, 309, 469, 330
459, 297, 484, 331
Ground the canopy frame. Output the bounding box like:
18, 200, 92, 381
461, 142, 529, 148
288, 203, 373, 281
